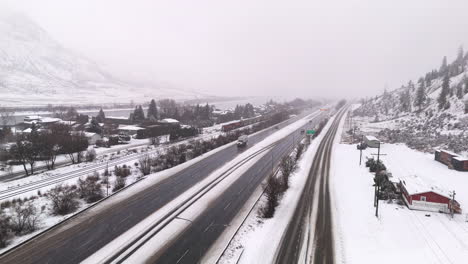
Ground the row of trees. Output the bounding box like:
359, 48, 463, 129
6, 124, 89, 176
128, 99, 216, 126
260, 142, 306, 218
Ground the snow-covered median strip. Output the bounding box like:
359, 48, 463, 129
216, 113, 336, 264
83, 111, 322, 263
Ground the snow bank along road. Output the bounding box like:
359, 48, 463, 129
275, 106, 347, 264
102, 110, 328, 264
0, 109, 324, 264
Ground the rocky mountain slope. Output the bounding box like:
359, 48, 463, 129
354, 47, 468, 154
0, 10, 203, 106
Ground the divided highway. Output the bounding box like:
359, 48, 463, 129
0, 109, 324, 264
274, 107, 347, 264
124, 113, 327, 264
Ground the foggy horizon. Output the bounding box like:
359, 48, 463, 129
3, 0, 468, 100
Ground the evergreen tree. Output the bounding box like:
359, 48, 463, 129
465, 78, 468, 94
457, 83, 464, 99
407, 80, 415, 92
438, 74, 450, 109
133, 106, 145, 122
96, 108, 105, 123
147, 99, 158, 120
87, 118, 102, 134
457, 46, 464, 62
439, 56, 448, 76
415, 78, 426, 110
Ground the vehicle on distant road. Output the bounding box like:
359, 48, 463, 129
237, 135, 248, 147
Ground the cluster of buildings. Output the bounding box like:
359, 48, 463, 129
434, 149, 468, 172
14, 115, 184, 146
361, 135, 463, 215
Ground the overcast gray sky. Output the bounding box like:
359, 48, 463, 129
3, 0, 468, 99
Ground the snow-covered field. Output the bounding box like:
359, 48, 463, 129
332, 139, 468, 264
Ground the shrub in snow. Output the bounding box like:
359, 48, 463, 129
0, 200, 12, 210
47, 185, 79, 215
0, 209, 13, 248
114, 165, 131, 177
10, 202, 40, 235
260, 175, 284, 218
280, 156, 296, 191
112, 176, 126, 192
295, 144, 304, 161
77, 175, 103, 203
138, 155, 152, 176
85, 148, 97, 162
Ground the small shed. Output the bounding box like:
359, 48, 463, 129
452, 156, 468, 172
364, 135, 380, 148
399, 175, 461, 214
434, 149, 458, 166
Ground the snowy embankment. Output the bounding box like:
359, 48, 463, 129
214, 112, 336, 264
332, 136, 468, 262
83, 111, 322, 263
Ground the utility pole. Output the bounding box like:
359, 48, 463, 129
359, 135, 363, 165
106, 161, 109, 196
377, 141, 381, 162
375, 185, 380, 217
451, 191, 456, 218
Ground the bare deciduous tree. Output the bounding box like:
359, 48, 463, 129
77, 175, 103, 203
260, 175, 284, 218
46, 185, 79, 215
0, 107, 15, 128
112, 176, 126, 192
0, 209, 12, 248
10, 202, 40, 235
138, 155, 152, 176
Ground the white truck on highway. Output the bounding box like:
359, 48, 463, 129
237, 135, 248, 147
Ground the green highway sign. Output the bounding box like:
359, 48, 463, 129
306, 130, 315, 135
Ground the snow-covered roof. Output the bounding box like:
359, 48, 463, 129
84, 132, 100, 138
118, 125, 144, 131
161, 118, 179, 123
364, 135, 379, 141
453, 156, 468, 162
24, 115, 41, 120
22, 128, 32, 133
39, 117, 61, 123
399, 175, 451, 198
59, 120, 76, 126
435, 149, 458, 156
106, 116, 129, 120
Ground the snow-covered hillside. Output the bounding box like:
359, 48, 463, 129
0, 9, 203, 106
354, 48, 468, 154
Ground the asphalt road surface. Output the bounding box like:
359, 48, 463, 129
141, 114, 327, 264
274, 107, 347, 264
0, 109, 321, 264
